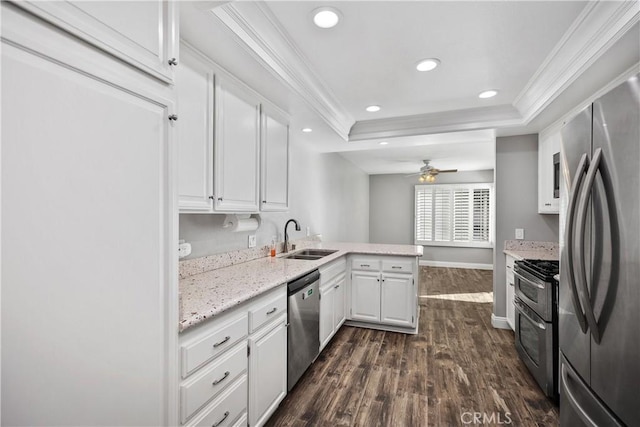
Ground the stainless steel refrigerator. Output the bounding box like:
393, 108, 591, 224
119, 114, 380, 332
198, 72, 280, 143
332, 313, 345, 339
559, 74, 639, 426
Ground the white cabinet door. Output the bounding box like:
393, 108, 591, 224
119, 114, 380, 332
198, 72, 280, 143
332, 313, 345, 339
14, 0, 177, 83
351, 272, 381, 322
248, 318, 287, 427
260, 108, 289, 212
333, 275, 346, 330
381, 274, 414, 327
1, 5, 176, 425
177, 48, 214, 211
319, 285, 336, 350
214, 79, 260, 212
538, 132, 560, 214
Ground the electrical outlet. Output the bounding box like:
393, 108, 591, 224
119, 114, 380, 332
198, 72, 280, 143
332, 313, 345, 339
248, 234, 257, 248
515, 228, 525, 240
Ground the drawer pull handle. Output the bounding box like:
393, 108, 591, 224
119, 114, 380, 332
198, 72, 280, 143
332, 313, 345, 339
213, 336, 231, 348
212, 411, 230, 427
360, 264, 370, 267
212, 371, 230, 386
266, 307, 277, 315
391, 266, 402, 269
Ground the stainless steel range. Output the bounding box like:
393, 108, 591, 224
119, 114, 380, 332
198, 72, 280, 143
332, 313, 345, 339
513, 259, 559, 399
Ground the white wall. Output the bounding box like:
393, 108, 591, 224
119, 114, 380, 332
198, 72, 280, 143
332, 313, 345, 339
494, 134, 559, 318
180, 141, 370, 258
369, 170, 495, 266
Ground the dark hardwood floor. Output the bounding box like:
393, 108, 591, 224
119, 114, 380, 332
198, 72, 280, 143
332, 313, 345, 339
266, 267, 559, 427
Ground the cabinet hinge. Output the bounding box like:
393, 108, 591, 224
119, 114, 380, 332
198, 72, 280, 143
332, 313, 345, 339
247, 345, 250, 357
412, 316, 414, 324
319, 293, 321, 300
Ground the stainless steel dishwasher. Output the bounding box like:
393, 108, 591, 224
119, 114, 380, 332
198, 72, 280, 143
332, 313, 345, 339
287, 269, 320, 391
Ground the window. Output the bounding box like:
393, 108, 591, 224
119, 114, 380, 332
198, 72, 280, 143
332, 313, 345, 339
415, 183, 493, 248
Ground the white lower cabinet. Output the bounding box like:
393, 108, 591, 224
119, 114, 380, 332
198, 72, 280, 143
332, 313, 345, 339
381, 273, 414, 327
179, 286, 287, 427
320, 273, 347, 350
351, 271, 382, 322
348, 256, 418, 332
248, 316, 287, 427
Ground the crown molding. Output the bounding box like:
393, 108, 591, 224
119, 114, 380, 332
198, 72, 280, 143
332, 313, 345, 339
514, 0, 639, 124
349, 105, 522, 141
211, 2, 354, 140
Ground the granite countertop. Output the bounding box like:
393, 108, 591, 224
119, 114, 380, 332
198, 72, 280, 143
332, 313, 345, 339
503, 240, 559, 261
179, 242, 423, 332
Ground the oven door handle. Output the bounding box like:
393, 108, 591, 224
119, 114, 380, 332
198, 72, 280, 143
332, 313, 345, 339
514, 299, 546, 330
575, 148, 602, 344
565, 153, 589, 333
514, 270, 545, 290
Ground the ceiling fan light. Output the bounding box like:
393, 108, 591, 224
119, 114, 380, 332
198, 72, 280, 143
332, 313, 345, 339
426, 174, 436, 183
418, 175, 426, 182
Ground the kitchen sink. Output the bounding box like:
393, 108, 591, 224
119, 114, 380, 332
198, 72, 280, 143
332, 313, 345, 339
282, 249, 338, 260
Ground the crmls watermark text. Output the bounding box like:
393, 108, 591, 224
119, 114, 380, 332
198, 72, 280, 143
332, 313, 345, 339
460, 412, 513, 425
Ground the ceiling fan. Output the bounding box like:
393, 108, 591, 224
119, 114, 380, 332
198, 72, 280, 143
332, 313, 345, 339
407, 160, 458, 182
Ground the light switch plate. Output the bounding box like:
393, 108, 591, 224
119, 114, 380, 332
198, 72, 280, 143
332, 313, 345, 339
515, 228, 525, 240
248, 234, 257, 248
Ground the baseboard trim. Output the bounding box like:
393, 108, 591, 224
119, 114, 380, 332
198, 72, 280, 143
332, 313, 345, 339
419, 260, 493, 270
491, 314, 511, 330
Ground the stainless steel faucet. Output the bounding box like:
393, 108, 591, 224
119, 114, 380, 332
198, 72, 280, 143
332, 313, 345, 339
283, 218, 301, 253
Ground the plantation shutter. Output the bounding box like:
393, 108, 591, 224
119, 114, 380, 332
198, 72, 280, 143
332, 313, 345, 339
415, 183, 493, 247
434, 189, 451, 241
453, 189, 470, 241
473, 188, 491, 241
415, 187, 432, 241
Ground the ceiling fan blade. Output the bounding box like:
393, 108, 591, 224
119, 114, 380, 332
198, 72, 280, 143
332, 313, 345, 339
438, 169, 458, 173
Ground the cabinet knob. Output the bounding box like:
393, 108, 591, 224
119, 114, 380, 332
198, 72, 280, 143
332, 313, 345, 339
168, 58, 178, 66
168, 114, 178, 121
209, 196, 214, 200
262, 200, 267, 204
545, 203, 551, 206
218, 197, 223, 201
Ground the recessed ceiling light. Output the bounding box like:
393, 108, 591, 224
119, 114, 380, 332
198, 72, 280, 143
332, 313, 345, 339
479, 90, 498, 99
379, 141, 388, 145
366, 105, 381, 112
312, 7, 340, 29
302, 128, 313, 133
416, 58, 440, 72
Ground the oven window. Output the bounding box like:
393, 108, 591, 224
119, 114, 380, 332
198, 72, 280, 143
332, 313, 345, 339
518, 314, 540, 365
518, 277, 539, 303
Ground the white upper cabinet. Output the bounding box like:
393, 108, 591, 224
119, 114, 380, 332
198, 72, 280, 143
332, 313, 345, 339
176, 44, 290, 214
14, 0, 178, 83
538, 131, 560, 214
176, 48, 214, 211
260, 107, 290, 212
214, 78, 261, 212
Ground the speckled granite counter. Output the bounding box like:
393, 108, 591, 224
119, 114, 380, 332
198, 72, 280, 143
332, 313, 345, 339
179, 242, 423, 332
503, 240, 559, 261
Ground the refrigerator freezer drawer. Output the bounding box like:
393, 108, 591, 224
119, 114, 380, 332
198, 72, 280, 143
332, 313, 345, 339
560, 354, 623, 427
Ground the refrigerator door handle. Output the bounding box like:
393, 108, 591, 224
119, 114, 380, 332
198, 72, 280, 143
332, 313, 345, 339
565, 152, 589, 333
575, 147, 603, 344
561, 361, 624, 427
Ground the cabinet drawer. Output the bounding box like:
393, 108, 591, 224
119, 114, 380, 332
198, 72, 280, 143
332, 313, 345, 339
181, 314, 248, 378
320, 257, 346, 286
249, 292, 287, 333
351, 258, 380, 271
184, 374, 248, 427
181, 342, 247, 423
381, 259, 413, 274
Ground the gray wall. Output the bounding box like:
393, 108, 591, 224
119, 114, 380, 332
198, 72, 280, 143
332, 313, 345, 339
369, 170, 495, 265
180, 141, 370, 259
494, 134, 559, 317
